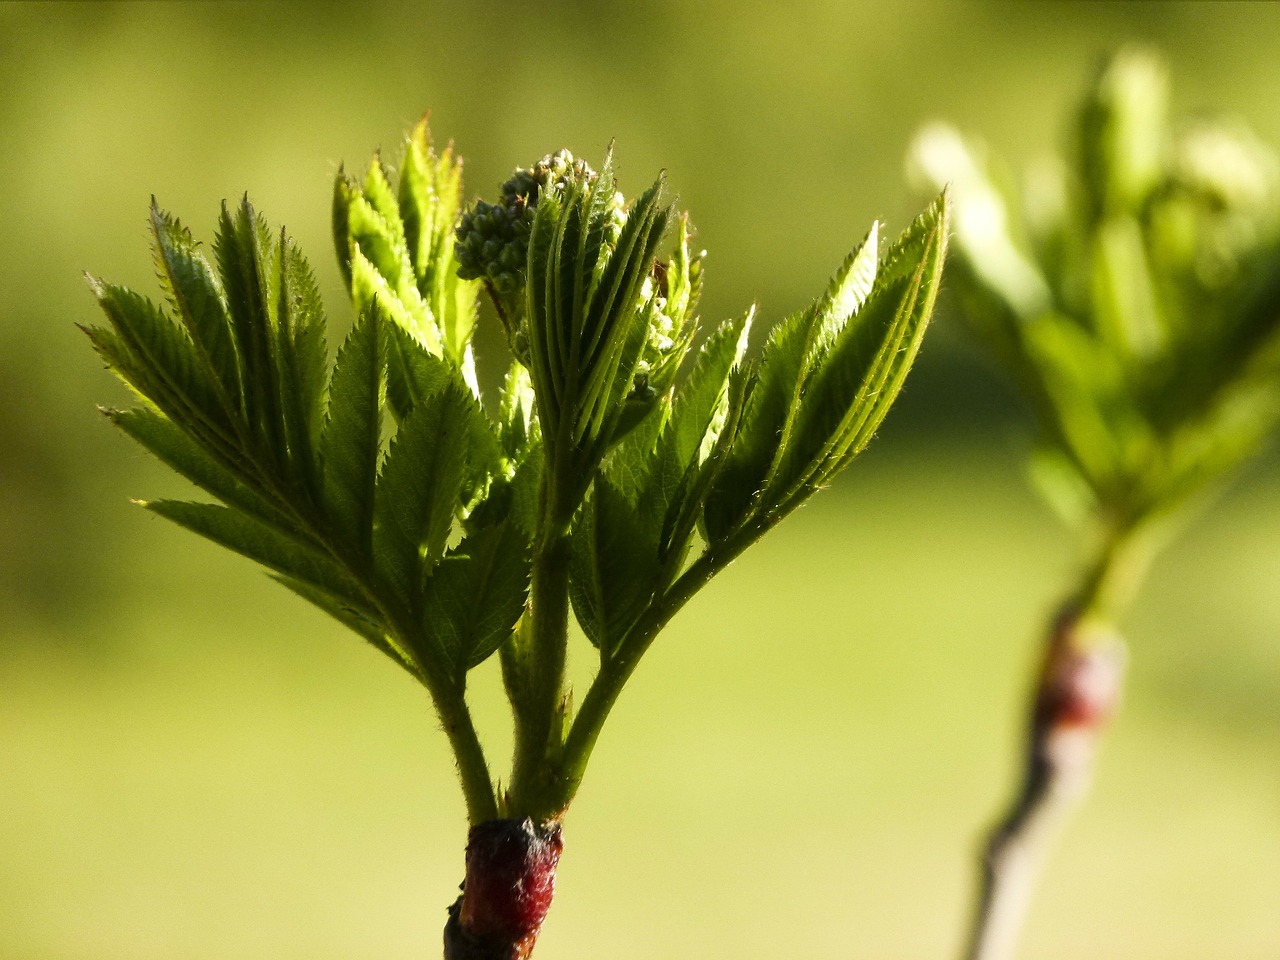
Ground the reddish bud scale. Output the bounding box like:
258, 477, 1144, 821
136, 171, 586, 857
1034, 614, 1124, 734
444, 818, 564, 960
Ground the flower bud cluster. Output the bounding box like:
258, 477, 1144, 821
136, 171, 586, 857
455, 150, 625, 300
456, 149, 634, 370
454, 199, 530, 295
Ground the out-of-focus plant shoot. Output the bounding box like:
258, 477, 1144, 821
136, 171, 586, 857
910, 47, 1280, 960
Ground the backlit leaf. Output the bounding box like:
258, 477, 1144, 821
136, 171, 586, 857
320, 306, 383, 555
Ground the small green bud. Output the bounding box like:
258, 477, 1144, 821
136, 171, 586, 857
629, 215, 700, 398
457, 150, 601, 287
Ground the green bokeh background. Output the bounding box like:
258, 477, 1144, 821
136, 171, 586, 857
2, 2, 1278, 958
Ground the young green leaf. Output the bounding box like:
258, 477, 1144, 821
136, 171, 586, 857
524, 164, 671, 482
700, 308, 809, 542
576, 177, 670, 451
373, 381, 472, 605
399, 119, 476, 366
667, 313, 754, 476
144, 498, 370, 616
655, 313, 753, 560
363, 155, 404, 242
383, 320, 453, 423
505, 439, 545, 541
344, 183, 404, 290
149, 201, 243, 415
569, 476, 661, 655
274, 231, 329, 493
319, 306, 384, 556
498, 361, 538, 460
349, 234, 442, 358
88, 279, 231, 440
105, 406, 287, 528
781, 192, 949, 494
399, 121, 444, 277
697, 227, 880, 542
420, 519, 532, 680
214, 199, 285, 460
703, 194, 948, 544
332, 172, 356, 289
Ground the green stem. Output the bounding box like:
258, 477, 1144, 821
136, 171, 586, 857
427, 676, 501, 824
269, 493, 501, 825
556, 537, 738, 811
1071, 512, 1153, 620
505, 494, 575, 819
360, 591, 499, 825
359, 579, 498, 826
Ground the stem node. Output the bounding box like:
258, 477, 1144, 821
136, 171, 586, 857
444, 818, 564, 960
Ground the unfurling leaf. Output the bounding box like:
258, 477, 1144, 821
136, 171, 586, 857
523, 159, 672, 506
703, 192, 949, 545
335, 123, 480, 392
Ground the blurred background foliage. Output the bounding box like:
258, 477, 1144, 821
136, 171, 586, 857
1, 2, 1278, 958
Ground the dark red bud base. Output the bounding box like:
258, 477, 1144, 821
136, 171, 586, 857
1034, 610, 1123, 735
444, 818, 564, 960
